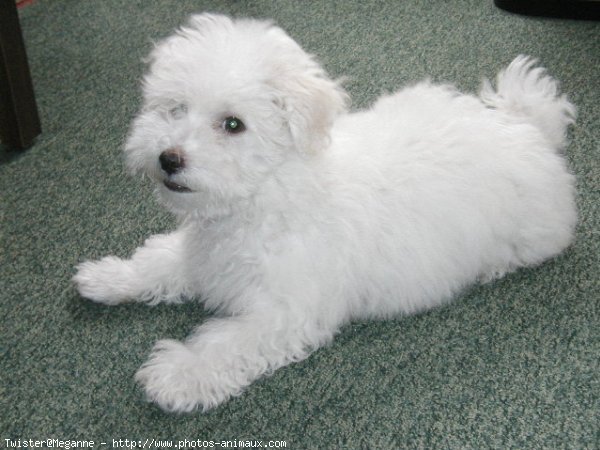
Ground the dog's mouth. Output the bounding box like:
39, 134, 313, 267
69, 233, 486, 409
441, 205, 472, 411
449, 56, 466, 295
163, 179, 192, 193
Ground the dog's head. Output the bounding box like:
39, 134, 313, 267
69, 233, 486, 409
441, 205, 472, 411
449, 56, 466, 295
125, 13, 348, 217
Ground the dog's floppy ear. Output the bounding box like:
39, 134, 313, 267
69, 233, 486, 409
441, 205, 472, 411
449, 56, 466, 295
267, 36, 349, 155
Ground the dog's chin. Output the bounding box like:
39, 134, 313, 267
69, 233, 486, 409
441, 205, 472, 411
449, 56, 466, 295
156, 184, 236, 220
155, 183, 199, 216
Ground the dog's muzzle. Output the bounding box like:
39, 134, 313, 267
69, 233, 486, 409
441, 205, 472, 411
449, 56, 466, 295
159, 148, 192, 193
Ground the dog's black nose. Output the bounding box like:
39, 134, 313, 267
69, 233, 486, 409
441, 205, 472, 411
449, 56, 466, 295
159, 148, 185, 175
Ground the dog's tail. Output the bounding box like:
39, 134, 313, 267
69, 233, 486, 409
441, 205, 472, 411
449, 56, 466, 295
479, 55, 576, 150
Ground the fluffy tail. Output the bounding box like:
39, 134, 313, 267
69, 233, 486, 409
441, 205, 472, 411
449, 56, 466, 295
480, 55, 576, 150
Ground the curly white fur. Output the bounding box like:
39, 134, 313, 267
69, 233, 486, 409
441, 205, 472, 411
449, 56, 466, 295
73, 14, 577, 413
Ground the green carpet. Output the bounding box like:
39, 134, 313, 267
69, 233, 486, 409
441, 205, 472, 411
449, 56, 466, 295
1, 1, 598, 448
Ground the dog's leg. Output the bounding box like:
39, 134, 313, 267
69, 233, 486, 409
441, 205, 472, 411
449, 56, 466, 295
135, 303, 332, 412
73, 231, 190, 305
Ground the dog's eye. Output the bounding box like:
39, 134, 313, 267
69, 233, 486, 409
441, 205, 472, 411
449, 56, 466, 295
222, 116, 246, 134
168, 103, 188, 120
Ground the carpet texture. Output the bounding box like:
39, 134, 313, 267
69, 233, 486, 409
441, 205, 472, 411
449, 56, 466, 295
1, 1, 598, 448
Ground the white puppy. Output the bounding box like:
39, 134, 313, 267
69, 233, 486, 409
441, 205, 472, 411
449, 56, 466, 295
74, 13, 577, 413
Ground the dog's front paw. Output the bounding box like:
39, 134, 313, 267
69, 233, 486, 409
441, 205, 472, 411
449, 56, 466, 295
73, 257, 134, 305
135, 339, 238, 413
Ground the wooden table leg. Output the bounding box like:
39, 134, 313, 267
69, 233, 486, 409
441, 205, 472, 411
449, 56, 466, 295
0, 0, 41, 150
